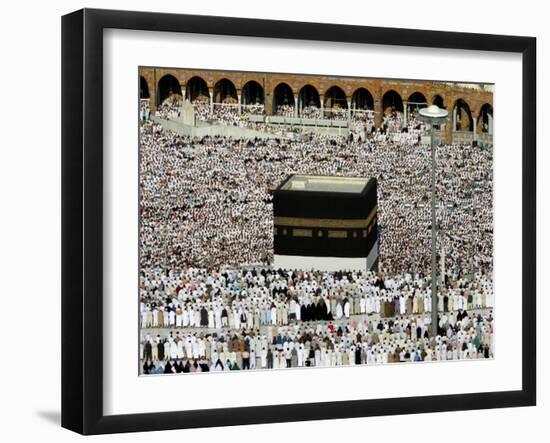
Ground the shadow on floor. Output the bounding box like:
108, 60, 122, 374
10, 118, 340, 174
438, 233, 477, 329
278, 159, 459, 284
36, 410, 61, 426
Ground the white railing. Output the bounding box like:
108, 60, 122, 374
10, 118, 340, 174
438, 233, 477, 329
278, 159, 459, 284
452, 130, 474, 145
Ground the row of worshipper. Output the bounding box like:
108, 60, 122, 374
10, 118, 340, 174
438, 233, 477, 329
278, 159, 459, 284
141, 310, 493, 374
140, 266, 493, 330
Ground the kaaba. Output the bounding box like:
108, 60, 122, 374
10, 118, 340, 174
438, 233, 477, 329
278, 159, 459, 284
273, 175, 378, 272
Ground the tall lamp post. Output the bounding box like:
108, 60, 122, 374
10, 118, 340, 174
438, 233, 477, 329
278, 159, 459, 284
419, 105, 449, 337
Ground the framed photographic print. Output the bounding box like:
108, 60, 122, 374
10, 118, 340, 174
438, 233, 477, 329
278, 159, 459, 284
61, 8, 536, 435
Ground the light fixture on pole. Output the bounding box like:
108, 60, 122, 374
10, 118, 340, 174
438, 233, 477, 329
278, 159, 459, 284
418, 105, 449, 337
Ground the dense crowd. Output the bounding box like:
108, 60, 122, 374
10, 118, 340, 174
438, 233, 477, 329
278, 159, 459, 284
157, 95, 182, 120
141, 307, 494, 373
143, 320, 494, 373
140, 101, 492, 277
383, 108, 404, 132
140, 267, 493, 329
242, 103, 264, 115
325, 107, 348, 120
275, 104, 294, 117
140, 99, 150, 121
138, 95, 494, 374
140, 268, 493, 373
300, 105, 323, 119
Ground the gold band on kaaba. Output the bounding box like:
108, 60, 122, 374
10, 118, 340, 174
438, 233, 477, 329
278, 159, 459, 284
327, 230, 348, 238
274, 205, 377, 230
292, 228, 313, 237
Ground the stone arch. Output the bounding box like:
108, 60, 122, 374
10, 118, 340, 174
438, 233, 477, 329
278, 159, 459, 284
213, 78, 238, 105
324, 86, 348, 108
351, 88, 374, 110
273, 82, 295, 114
407, 92, 428, 109
139, 76, 150, 99
185, 76, 209, 103
382, 89, 403, 114
453, 98, 473, 131
241, 80, 264, 105
298, 84, 321, 111
478, 103, 494, 134
324, 86, 347, 118
157, 74, 182, 105
432, 94, 445, 109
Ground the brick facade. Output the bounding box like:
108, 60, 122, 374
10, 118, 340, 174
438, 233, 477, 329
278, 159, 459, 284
139, 66, 493, 144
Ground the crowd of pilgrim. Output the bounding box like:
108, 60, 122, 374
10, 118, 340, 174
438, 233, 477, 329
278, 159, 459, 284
138, 94, 494, 374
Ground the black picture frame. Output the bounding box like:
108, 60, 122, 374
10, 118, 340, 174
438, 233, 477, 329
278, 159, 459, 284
61, 8, 537, 435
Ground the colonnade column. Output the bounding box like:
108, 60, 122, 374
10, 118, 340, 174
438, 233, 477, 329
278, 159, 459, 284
445, 115, 453, 144
374, 98, 382, 128
264, 93, 273, 116
452, 107, 457, 131
149, 82, 157, 112
181, 85, 186, 102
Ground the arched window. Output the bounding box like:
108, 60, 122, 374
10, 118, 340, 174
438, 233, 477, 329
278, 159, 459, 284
157, 74, 182, 105
453, 99, 473, 131
407, 92, 427, 109
478, 103, 494, 134
323, 86, 347, 119
273, 83, 295, 115
139, 76, 150, 99
324, 86, 347, 108
241, 81, 264, 105
185, 76, 209, 103
298, 85, 321, 117
213, 78, 238, 106
351, 88, 374, 110
432, 94, 445, 109
382, 90, 403, 114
